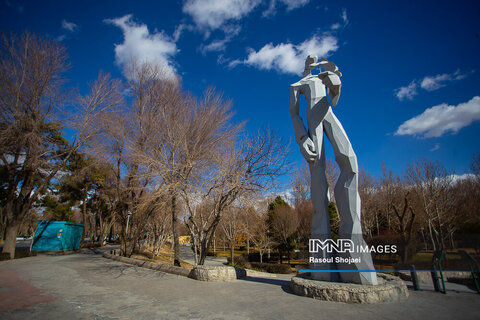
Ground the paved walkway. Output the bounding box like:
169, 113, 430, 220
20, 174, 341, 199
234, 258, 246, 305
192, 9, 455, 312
0, 248, 479, 319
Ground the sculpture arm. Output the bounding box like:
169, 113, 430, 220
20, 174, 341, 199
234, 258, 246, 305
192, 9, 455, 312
318, 70, 342, 107
289, 86, 308, 144
290, 85, 317, 162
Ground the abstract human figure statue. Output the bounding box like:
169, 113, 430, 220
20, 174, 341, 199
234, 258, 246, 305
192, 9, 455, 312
290, 55, 377, 285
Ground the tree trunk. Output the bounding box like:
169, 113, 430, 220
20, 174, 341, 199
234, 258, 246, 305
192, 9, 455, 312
247, 236, 250, 255
213, 233, 216, 253
420, 228, 427, 251
198, 237, 208, 265
2, 221, 21, 259
449, 232, 455, 249
100, 220, 112, 247
171, 195, 181, 267
400, 236, 408, 263
428, 220, 436, 251
81, 184, 88, 247
230, 241, 235, 264
193, 241, 198, 265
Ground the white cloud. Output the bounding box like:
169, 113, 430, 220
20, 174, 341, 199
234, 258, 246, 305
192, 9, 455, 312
173, 23, 194, 42
183, 0, 261, 35
233, 34, 338, 75
420, 74, 450, 91
184, 0, 311, 53
395, 81, 418, 101
199, 25, 241, 54
450, 173, 476, 183
56, 35, 66, 42
395, 96, 480, 138
330, 8, 348, 30
281, 0, 311, 11
330, 23, 341, 30
421, 70, 468, 91
263, 0, 277, 17
396, 70, 470, 100
341, 8, 348, 25
263, 0, 311, 17
61, 19, 78, 32
430, 143, 440, 151
105, 14, 178, 80
200, 38, 230, 54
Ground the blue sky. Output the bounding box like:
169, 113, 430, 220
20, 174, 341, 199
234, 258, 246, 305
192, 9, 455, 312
2, 0, 480, 183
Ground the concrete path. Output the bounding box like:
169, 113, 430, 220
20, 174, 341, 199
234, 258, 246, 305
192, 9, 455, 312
0, 248, 479, 320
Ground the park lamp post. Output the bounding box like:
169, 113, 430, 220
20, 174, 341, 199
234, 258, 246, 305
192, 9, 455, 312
126, 211, 132, 239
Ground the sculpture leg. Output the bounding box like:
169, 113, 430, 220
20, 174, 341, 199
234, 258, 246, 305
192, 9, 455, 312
309, 122, 339, 281
323, 109, 377, 285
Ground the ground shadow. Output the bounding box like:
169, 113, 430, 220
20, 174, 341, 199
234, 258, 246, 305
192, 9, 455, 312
88, 260, 169, 280
239, 276, 294, 294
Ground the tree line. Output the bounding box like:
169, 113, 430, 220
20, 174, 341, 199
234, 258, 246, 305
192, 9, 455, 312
0, 31, 288, 261
224, 155, 480, 266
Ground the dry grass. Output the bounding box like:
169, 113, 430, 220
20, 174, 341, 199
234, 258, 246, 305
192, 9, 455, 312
131, 245, 194, 270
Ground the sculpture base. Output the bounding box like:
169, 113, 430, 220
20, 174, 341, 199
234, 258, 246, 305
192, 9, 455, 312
290, 273, 408, 303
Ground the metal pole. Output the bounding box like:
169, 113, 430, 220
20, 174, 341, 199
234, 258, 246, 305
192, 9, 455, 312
431, 267, 441, 292
126, 212, 131, 239
410, 265, 420, 291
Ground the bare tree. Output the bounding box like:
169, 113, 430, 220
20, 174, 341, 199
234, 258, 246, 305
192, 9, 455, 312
378, 165, 416, 262
359, 168, 380, 238
220, 205, 246, 263
406, 159, 455, 251
471, 153, 480, 178
0, 32, 122, 258
296, 200, 313, 244
87, 61, 180, 257
250, 213, 276, 263
183, 129, 289, 265
326, 158, 339, 202
469, 153, 480, 227
134, 77, 240, 265
291, 162, 310, 207
145, 200, 171, 259
271, 204, 298, 264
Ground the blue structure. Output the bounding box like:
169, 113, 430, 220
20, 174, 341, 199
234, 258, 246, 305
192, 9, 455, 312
31, 221, 84, 251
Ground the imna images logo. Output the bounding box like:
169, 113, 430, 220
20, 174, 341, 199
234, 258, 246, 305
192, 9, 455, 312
309, 239, 397, 254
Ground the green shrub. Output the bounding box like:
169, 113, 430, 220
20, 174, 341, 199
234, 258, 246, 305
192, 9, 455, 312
250, 262, 292, 274
227, 255, 252, 268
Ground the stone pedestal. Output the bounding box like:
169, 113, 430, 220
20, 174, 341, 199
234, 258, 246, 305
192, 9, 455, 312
189, 265, 237, 282
290, 273, 408, 303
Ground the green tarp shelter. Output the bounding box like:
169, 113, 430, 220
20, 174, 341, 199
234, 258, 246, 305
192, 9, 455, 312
31, 221, 84, 251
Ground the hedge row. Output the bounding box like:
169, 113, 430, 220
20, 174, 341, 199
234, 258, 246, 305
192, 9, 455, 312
228, 255, 292, 274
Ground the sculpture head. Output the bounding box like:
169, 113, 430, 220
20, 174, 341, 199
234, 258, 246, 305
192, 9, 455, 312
305, 54, 318, 69
303, 55, 320, 77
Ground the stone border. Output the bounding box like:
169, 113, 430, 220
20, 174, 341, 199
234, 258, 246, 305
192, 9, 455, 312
396, 271, 472, 284
103, 253, 281, 282
243, 268, 278, 278
103, 253, 191, 277
290, 273, 409, 303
